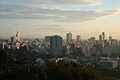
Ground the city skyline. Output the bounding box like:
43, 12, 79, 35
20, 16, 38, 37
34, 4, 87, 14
2, 31, 119, 41
0, 0, 120, 39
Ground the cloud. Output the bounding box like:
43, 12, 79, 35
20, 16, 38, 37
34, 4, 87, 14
35, 25, 65, 31
0, 4, 119, 23
15, 0, 101, 6
51, 0, 101, 6
0, 0, 119, 23
35, 25, 66, 33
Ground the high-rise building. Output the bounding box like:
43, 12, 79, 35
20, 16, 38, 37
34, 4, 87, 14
77, 35, 81, 42
66, 32, 72, 42
101, 32, 105, 47
11, 31, 20, 43
45, 36, 51, 43
66, 45, 70, 54
50, 35, 62, 56
99, 33, 105, 49
16, 31, 20, 42
109, 35, 112, 45
99, 35, 102, 43
102, 32, 105, 41
10, 31, 21, 49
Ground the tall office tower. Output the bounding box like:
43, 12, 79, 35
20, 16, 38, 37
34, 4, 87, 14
99, 34, 105, 47
102, 32, 105, 47
99, 35, 102, 43
50, 35, 62, 56
102, 32, 105, 41
66, 32, 72, 42
16, 31, 20, 42
109, 35, 112, 45
77, 35, 81, 42
45, 36, 51, 43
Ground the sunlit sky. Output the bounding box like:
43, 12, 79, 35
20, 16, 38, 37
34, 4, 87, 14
0, 0, 120, 40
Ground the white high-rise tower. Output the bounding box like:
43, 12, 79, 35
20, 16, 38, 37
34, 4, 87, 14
16, 31, 20, 42
66, 32, 72, 42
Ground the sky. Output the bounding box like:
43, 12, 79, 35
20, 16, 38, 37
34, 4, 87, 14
0, 0, 120, 40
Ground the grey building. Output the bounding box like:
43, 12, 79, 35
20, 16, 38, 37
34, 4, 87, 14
77, 35, 81, 42
50, 35, 62, 56
45, 36, 51, 43
66, 32, 72, 42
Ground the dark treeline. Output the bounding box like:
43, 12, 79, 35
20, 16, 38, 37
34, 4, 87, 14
0, 50, 98, 80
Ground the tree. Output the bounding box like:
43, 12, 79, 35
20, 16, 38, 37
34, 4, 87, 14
0, 50, 7, 65
46, 60, 98, 80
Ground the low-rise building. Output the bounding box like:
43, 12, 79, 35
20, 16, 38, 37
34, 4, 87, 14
99, 60, 118, 70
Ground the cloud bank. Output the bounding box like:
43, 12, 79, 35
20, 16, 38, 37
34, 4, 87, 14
0, 0, 119, 23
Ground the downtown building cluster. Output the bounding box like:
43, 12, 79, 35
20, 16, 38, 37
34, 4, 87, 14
0, 31, 120, 57
1, 31, 120, 70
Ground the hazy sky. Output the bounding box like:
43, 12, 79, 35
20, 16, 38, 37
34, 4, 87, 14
0, 0, 120, 39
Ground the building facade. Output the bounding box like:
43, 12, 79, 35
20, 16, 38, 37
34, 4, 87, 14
50, 35, 62, 56
77, 35, 81, 42
66, 32, 72, 43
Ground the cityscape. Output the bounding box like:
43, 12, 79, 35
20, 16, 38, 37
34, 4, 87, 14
1, 0, 120, 80
1, 31, 120, 58
0, 31, 120, 80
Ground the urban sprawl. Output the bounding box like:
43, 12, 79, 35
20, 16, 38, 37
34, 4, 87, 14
1, 31, 120, 70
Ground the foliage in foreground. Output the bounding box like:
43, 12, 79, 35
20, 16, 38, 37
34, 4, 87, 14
0, 50, 98, 80
46, 60, 98, 80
